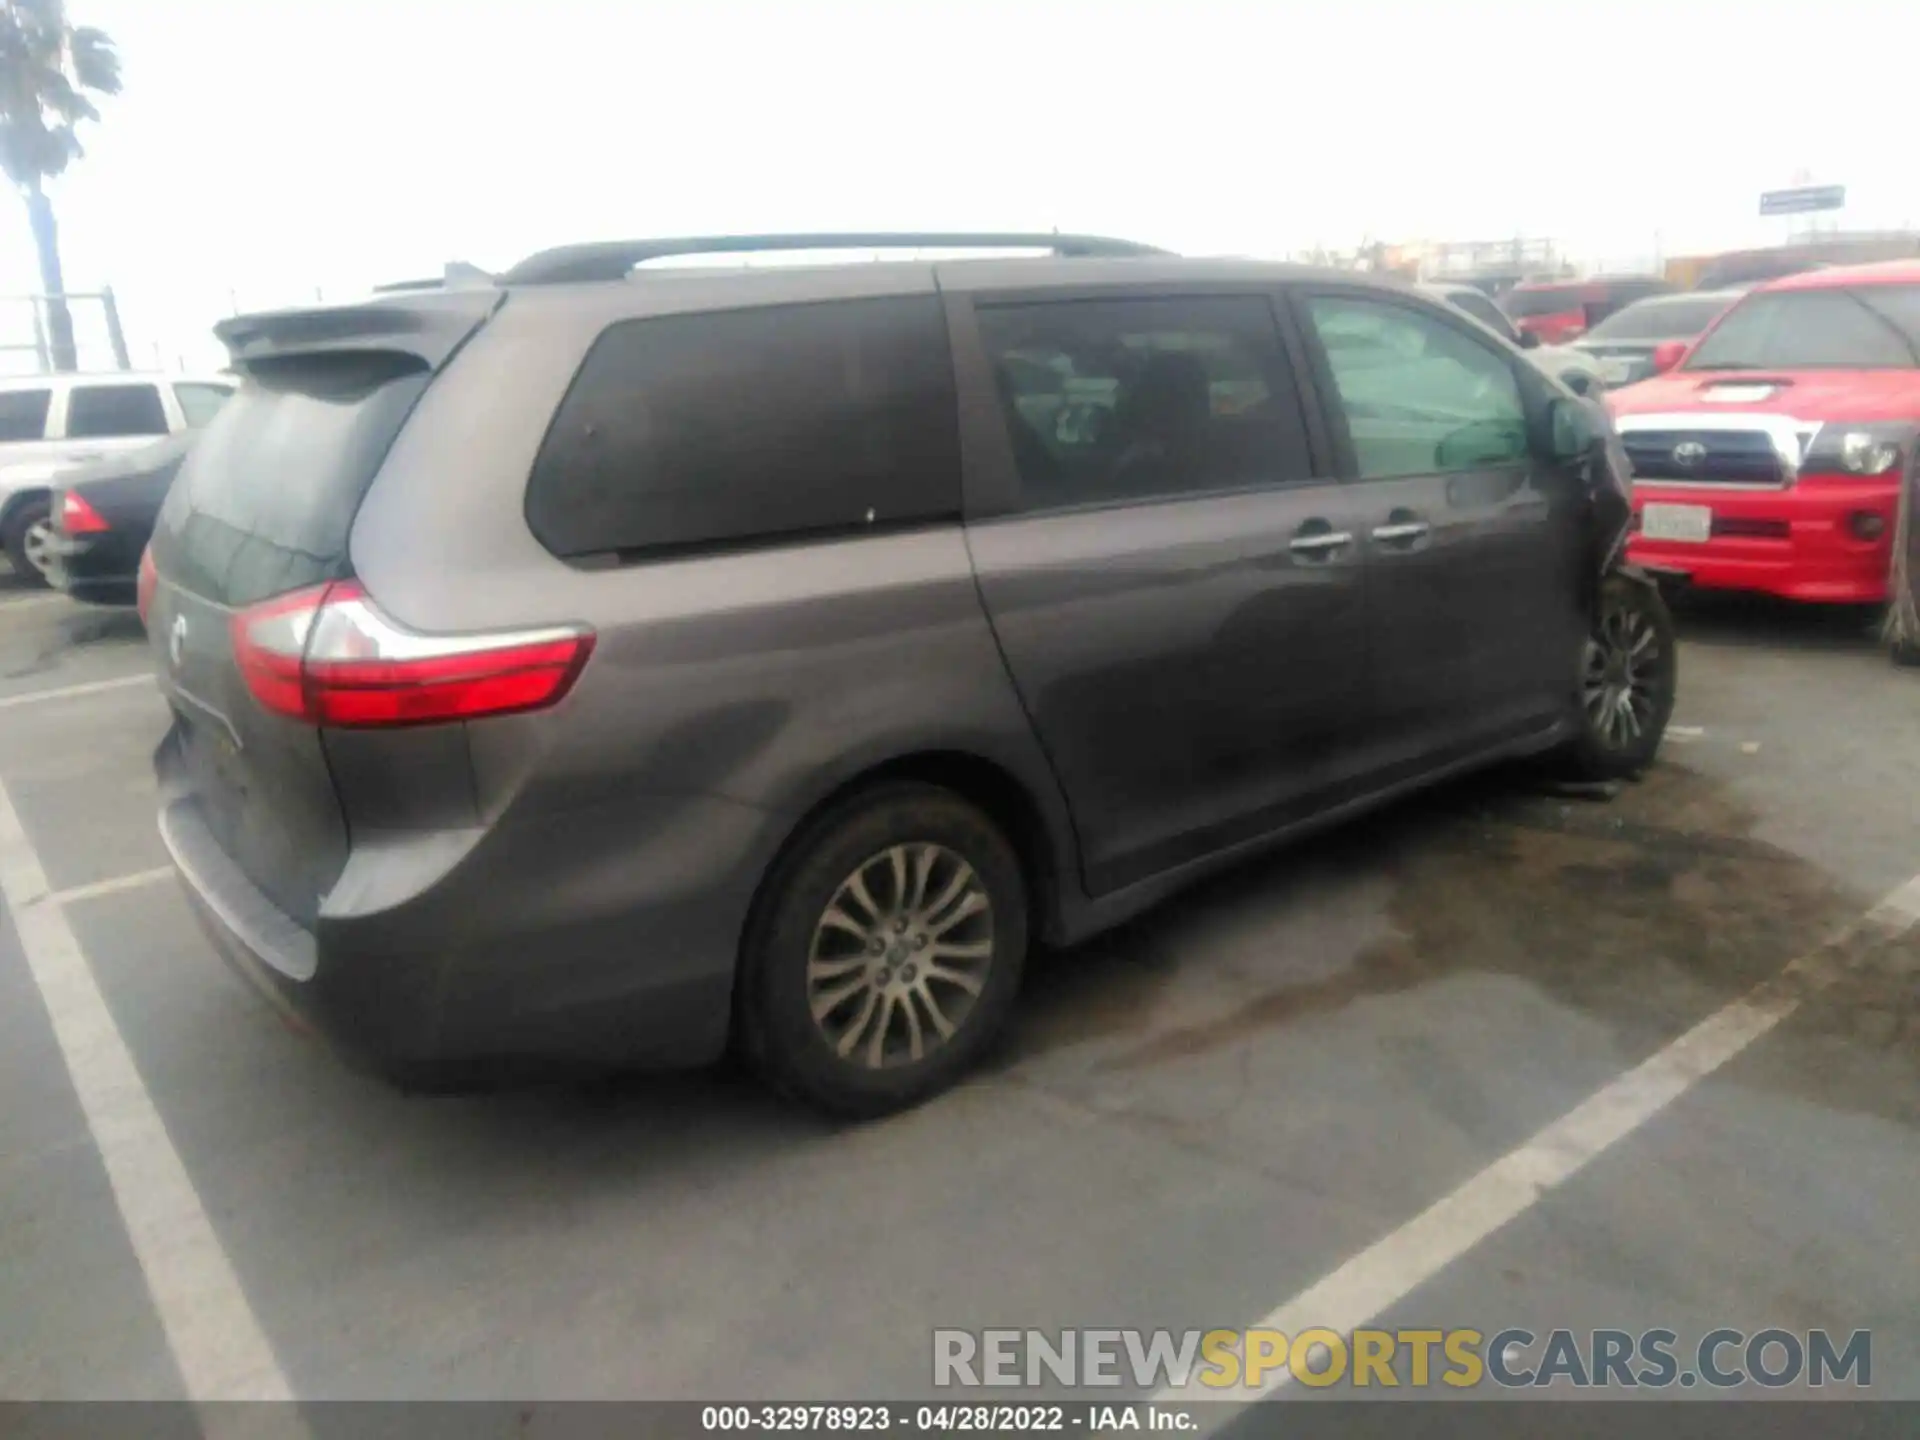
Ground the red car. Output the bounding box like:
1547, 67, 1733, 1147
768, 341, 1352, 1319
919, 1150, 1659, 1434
1500, 275, 1672, 345
1609, 260, 1920, 604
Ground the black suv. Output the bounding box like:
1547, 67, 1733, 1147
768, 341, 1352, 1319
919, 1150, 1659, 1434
146, 233, 1674, 1116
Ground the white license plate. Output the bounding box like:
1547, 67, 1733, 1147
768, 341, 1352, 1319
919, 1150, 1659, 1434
1640, 502, 1713, 543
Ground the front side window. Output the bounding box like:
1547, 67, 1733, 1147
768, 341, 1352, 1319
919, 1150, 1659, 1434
526, 296, 961, 558
0, 387, 50, 442
975, 295, 1313, 511
1306, 294, 1529, 479
65, 383, 169, 439
1684, 287, 1920, 371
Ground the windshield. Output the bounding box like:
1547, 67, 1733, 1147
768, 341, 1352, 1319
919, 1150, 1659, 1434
1585, 296, 1731, 343
1684, 286, 1920, 370
1500, 286, 1585, 319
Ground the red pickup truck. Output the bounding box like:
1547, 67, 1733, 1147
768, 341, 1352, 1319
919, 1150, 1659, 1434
1608, 260, 1920, 605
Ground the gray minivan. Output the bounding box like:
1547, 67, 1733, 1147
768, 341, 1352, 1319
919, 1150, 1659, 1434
146, 234, 1675, 1115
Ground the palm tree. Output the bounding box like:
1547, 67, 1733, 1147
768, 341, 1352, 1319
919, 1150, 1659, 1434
0, 0, 119, 372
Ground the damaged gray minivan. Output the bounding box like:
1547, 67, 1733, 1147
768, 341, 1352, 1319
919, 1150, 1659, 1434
146, 233, 1674, 1115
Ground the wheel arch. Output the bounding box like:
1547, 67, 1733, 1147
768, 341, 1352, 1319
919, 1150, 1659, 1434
0, 485, 51, 533
732, 747, 1077, 1021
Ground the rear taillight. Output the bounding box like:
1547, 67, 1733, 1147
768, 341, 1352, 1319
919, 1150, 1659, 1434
60, 491, 109, 534
230, 580, 595, 728
136, 547, 157, 624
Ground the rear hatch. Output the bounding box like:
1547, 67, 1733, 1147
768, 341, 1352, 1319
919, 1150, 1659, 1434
148, 291, 499, 925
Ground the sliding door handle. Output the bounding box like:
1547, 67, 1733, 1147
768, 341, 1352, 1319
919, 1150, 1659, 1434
1370, 520, 1431, 544
1289, 530, 1354, 556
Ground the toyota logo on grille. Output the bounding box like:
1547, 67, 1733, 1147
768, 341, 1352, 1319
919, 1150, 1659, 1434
1671, 440, 1709, 468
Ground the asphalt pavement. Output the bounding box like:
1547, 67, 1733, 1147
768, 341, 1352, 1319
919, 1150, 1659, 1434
1, 569, 1915, 1412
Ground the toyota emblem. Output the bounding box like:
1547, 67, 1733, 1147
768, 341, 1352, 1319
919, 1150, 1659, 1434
168, 613, 188, 669
1671, 440, 1708, 468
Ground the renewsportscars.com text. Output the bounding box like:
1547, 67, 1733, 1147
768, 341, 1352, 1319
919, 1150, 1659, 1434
932, 1327, 1872, 1390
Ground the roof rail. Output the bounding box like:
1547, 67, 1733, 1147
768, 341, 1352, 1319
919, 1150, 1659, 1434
500, 232, 1169, 286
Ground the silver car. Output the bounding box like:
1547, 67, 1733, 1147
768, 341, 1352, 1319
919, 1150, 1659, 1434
0, 370, 235, 584
1420, 282, 1608, 396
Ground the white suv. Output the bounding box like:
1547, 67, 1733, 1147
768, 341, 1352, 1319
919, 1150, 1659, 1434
0, 371, 237, 585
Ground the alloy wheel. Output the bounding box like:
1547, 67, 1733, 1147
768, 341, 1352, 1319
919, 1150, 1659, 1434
21, 517, 53, 578
806, 842, 995, 1069
1582, 601, 1665, 751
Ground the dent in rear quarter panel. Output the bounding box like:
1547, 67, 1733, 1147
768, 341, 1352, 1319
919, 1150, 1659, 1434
339, 283, 1072, 1066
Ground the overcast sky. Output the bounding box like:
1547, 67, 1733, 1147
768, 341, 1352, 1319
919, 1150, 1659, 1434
2, 0, 1912, 370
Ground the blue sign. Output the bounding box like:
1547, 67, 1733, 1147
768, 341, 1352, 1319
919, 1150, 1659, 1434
1760, 185, 1846, 216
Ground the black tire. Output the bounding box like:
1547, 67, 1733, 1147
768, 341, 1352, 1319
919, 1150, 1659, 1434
739, 783, 1028, 1119
3, 497, 52, 588
1559, 574, 1677, 780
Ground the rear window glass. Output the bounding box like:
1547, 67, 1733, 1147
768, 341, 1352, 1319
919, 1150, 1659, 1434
526, 296, 961, 560
1500, 287, 1585, 318
173, 381, 236, 428
66, 383, 169, 439
0, 387, 50, 442
155, 352, 429, 607
1446, 290, 1512, 335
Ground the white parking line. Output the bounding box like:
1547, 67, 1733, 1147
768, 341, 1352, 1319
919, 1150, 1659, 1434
0, 673, 152, 711
44, 866, 176, 907
1167, 871, 1920, 1410
0, 775, 292, 1400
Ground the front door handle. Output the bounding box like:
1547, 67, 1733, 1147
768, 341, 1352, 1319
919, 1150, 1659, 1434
1289, 529, 1354, 557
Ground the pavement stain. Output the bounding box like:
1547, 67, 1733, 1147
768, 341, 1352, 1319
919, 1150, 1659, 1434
1010, 761, 1889, 1078
0, 602, 144, 679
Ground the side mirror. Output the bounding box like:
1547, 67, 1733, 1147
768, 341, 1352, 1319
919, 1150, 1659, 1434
1548, 396, 1596, 462
1651, 339, 1688, 374
1518, 331, 1542, 350
1562, 371, 1595, 398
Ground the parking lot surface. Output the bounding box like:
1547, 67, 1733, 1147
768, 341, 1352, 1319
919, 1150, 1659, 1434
1, 571, 1916, 1405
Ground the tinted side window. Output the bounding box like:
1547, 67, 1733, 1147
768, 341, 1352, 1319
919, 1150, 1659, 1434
65, 383, 170, 439
1306, 295, 1529, 480
975, 296, 1313, 511
0, 388, 50, 442
527, 296, 961, 559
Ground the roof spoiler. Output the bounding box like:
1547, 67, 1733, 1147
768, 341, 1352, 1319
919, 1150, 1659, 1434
501, 232, 1169, 285
371, 261, 497, 294
214, 287, 503, 373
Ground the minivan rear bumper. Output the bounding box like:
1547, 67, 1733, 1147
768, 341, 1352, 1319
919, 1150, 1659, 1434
159, 794, 743, 1087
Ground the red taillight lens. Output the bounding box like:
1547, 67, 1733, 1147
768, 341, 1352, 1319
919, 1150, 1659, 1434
60, 491, 109, 534
136, 547, 158, 624
231, 580, 594, 728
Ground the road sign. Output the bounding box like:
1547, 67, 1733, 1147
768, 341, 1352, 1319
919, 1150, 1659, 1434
1760, 185, 1845, 216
